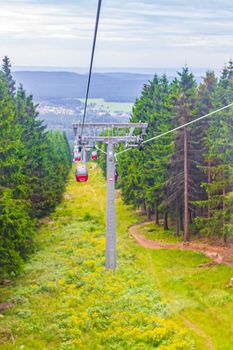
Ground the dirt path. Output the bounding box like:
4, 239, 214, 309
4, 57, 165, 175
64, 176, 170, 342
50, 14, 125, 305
129, 222, 233, 267
181, 317, 215, 350
129, 222, 224, 350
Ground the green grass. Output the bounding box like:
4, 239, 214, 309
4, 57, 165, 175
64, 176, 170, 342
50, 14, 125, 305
79, 98, 133, 113
137, 222, 183, 243
0, 166, 191, 350
1, 167, 233, 349
127, 221, 233, 350
151, 251, 233, 350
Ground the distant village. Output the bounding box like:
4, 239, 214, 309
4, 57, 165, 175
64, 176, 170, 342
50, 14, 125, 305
37, 99, 131, 141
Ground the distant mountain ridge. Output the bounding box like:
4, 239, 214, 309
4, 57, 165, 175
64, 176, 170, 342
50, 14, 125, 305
12, 71, 160, 102
13, 70, 204, 103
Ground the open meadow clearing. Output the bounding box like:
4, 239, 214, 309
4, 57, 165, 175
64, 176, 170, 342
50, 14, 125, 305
0, 167, 233, 349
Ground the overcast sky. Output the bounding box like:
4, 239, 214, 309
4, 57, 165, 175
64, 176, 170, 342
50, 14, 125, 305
0, 0, 232, 70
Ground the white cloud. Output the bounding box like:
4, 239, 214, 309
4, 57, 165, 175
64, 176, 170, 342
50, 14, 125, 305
171, 35, 233, 49
0, 2, 149, 42
0, 0, 232, 68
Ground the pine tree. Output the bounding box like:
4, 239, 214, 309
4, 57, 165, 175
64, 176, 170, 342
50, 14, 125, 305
194, 71, 218, 235
1, 56, 16, 97
166, 67, 197, 240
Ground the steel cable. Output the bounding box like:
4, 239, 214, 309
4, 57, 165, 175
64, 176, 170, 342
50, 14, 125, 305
81, 0, 102, 137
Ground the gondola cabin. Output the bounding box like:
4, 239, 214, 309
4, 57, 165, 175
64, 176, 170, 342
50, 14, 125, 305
74, 152, 82, 162
75, 165, 88, 182
91, 150, 98, 161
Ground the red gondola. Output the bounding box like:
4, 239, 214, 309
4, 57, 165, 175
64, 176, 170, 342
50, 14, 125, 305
75, 165, 88, 182
91, 150, 98, 161
74, 152, 82, 162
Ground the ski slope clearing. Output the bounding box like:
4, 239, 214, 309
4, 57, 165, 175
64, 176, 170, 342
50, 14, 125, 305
1, 167, 233, 349
0, 167, 191, 350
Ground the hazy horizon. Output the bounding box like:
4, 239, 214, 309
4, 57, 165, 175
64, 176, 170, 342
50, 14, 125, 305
12, 65, 224, 76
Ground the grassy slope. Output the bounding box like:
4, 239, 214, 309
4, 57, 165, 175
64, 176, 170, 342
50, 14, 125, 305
0, 167, 190, 350
137, 222, 183, 242
0, 167, 233, 349
131, 222, 233, 350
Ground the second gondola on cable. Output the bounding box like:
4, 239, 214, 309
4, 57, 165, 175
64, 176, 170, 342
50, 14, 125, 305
91, 150, 98, 161
73, 152, 82, 162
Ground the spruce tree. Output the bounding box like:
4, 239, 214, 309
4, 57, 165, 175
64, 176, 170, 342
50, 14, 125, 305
167, 67, 197, 240
1, 56, 16, 97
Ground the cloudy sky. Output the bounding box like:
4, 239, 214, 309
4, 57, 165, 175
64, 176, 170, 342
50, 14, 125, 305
0, 0, 232, 70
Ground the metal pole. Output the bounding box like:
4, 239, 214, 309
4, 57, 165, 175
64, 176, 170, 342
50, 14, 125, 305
73, 123, 148, 271
83, 148, 87, 164
106, 140, 117, 270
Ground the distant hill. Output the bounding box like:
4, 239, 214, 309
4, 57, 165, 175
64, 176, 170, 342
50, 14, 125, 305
13, 71, 204, 103
12, 71, 155, 102
12, 70, 204, 140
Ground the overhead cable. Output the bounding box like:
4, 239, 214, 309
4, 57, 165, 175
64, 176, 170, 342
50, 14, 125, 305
81, 0, 102, 136
115, 102, 233, 157
95, 144, 107, 155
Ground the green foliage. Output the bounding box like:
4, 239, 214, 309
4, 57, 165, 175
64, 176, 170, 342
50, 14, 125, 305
138, 222, 182, 243
196, 62, 233, 241
29, 131, 71, 218
117, 75, 174, 219
0, 189, 35, 278
0, 57, 72, 279
116, 61, 233, 242
1, 56, 15, 97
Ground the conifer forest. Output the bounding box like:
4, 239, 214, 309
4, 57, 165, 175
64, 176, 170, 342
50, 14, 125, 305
113, 62, 233, 244
0, 57, 72, 279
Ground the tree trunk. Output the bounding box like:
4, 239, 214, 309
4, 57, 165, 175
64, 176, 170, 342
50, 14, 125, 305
223, 186, 227, 243
143, 201, 146, 214
147, 207, 151, 220
184, 126, 189, 241
176, 199, 180, 236
164, 211, 169, 230
154, 207, 159, 225
179, 207, 184, 232
193, 210, 196, 220
176, 216, 180, 236
207, 160, 211, 236
189, 210, 193, 225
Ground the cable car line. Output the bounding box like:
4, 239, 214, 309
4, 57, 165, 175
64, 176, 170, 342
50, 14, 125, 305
115, 101, 233, 157
80, 0, 102, 137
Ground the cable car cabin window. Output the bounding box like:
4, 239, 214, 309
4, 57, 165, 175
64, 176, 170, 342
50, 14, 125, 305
76, 167, 87, 176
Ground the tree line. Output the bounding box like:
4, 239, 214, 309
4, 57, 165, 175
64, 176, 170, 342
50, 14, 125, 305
115, 61, 233, 243
0, 57, 72, 280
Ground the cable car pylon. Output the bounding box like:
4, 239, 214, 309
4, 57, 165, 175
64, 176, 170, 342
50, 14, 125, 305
73, 122, 148, 270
